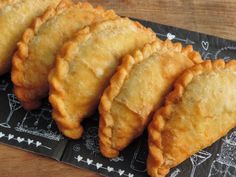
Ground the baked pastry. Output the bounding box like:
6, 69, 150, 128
11, 0, 118, 110
147, 59, 236, 177
0, 0, 61, 75
99, 40, 202, 158
48, 18, 156, 139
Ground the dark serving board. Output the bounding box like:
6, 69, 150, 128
0, 18, 236, 177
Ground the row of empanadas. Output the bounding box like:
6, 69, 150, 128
1, 1, 235, 177
7, 1, 155, 138
48, 17, 156, 139
12, 0, 118, 110
99, 40, 202, 157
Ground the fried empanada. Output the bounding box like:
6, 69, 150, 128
148, 60, 236, 177
48, 18, 156, 139
99, 40, 202, 158
11, 1, 118, 110
0, 0, 61, 75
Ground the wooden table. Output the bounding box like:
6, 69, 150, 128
1, 0, 236, 177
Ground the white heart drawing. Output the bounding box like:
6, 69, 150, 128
36, 141, 42, 147
118, 169, 125, 176
128, 173, 134, 177
107, 166, 114, 172
167, 33, 175, 40
76, 155, 83, 162
27, 139, 34, 145
17, 137, 24, 143
8, 134, 14, 140
201, 41, 209, 51
86, 158, 93, 165
96, 163, 103, 169
0, 132, 5, 138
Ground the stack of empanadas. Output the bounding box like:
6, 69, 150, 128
0, 1, 235, 177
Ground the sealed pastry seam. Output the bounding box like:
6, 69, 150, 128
48, 18, 155, 138
98, 40, 203, 157
147, 59, 236, 176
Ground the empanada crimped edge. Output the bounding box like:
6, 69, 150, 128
11, 0, 74, 110
98, 40, 203, 158
11, 0, 114, 110
147, 59, 236, 177
48, 18, 155, 139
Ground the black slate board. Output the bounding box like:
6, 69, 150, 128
0, 18, 236, 177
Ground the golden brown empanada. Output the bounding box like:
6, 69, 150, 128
148, 60, 236, 177
0, 0, 61, 75
99, 40, 202, 158
48, 18, 156, 139
11, 0, 118, 110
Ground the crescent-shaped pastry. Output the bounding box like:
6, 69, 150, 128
147, 60, 236, 177
48, 18, 156, 139
99, 40, 202, 158
0, 0, 61, 75
11, 0, 118, 110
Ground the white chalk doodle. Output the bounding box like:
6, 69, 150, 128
118, 169, 125, 176
86, 158, 93, 165
8, 134, 14, 140
130, 138, 147, 172
0, 131, 51, 150
0, 80, 9, 91
83, 127, 100, 154
202, 52, 215, 60
215, 46, 236, 60
201, 41, 209, 51
72, 144, 81, 152
156, 32, 195, 44
96, 163, 103, 169
110, 155, 124, 162
0, 94, 22, 128
190, 150, 212, 177
170, 168, 181, 177
167, 33, 176, 40
15, 109, 63, 141
107, 166, 114, 172
74, 155, 134, 177
208, 131, 236, 177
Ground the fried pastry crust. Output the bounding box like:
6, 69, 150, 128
147, 59, 236, 177
0, 0, 20, 8
48, 18, 156, 139
11, 0, 118, 110
0, 0, 61, 75
99, 40, 202, 158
